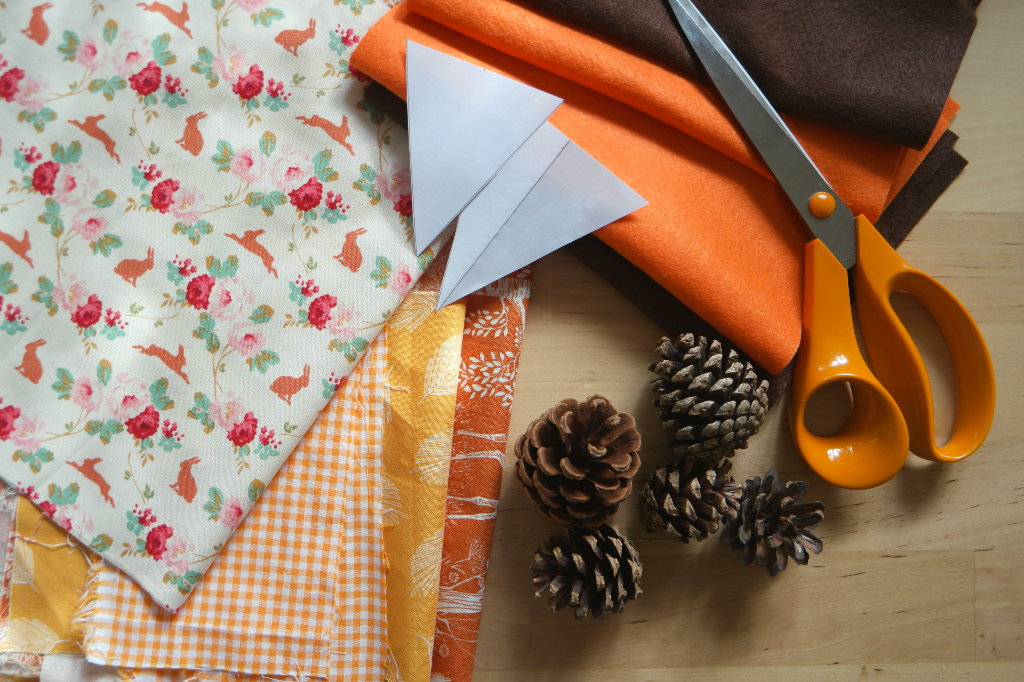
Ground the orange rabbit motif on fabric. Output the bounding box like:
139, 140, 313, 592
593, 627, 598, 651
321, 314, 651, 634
295, 115, 355, 155
225, 230, 278, 278
21, 4, 53, 46
0, 229, 32, 267
114, 247, 155, 286
14, 340, 46, 384
133, 344, 189, 385
68, 458, 115, 507
170, 457, 201, 502
276, 18, 316, 56
69, 116, 121, 164
270, 364, 309, 405
336, 228, 366, 272
137, 2, 194, 39
176, 112, 207, 156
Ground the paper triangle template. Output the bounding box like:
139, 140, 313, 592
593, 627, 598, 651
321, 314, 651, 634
437, 140, 647, 308
406, 41, 563, 255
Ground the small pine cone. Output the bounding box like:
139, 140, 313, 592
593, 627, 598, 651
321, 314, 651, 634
513, 395, 641, 527
531, 524, 642, 619
720, 468, 825, 576
649, 333, 769, 461
640, 457, 742, 542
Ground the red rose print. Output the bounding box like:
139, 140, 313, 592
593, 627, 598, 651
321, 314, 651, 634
39, 500, 56, 517
145, 524, 174, 560
348, 65, 370, 82
150, 178, 180, 213
227, 411, 258, 447
32, 161, 60, 196
307, 293, 337, 331
232, 64, 264, 100
128, 60, 162, 96
394, 193, 412, 217
71, 294, 103, 328
288, 176, 323, 212
126, 405, 161, 441
185, 274, 216, 309
0, 404, 20, 441
0, 67, 24, 102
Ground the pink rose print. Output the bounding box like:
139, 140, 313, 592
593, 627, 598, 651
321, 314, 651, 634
348, 65, 370, 82
129, 60, 162, 96
70, 376, 104, 412
227, 412, 258, 447
307, 294, 337, 331
210, 393, 245, 431
229, 147, 265, 184
269, 145, 313, 193
53, 504, 93, 534
0, 67, 24, 102
207, 277, 253, 321
235, 0, 270, 11
232, 64, 264, 100
185, 274, 216, 310
391, 266, 413, 295
107, 374, 150, 421
111, 31, 153, 79
71, 294, 103, 328
324, 301, 357, 341
11, 414, 43, 453
220, 497, 245, 528
145, 524, 174, 560
289, 176, 322, 212
39, 500, 56, 518
164, 74, 187, 98
150, 178, 180, 213
213, 47, 250, 85
15, 75, 49, 114
374, 163, 410, 204
54, 275, 90, 311
163, 535, 192, 574
169, 185, 204, 225
125, 405, 161, 440
31, 160, 60, 195
394, 194, 412, 217
227, 324, 264, 359
77, 37, 107, 71
71, 209, 108, 241
53, 163, 97, 207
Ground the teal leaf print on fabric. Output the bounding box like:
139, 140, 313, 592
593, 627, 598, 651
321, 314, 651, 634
247, 479, 265, 503
370, 256, 391, 288
288, 281, 306, 306
328, 336, 369, 362
329, 31, 346, 57
312, 149, 338, 183
131, 165, 151, 190
206, 255, 240, 279
191, 46, 220, 88
51, 141, 83, 165
335, 0, 374, 16
251, 8, 285, 26
91, 233, 124, 257
87, 76, 128, 102
203, 486, 223, 520
13, 147, 32, 172
253, 442, 279, 460
172, 220, 214, 245
19, 108, 58, 133
353, 163, 381, 204
244, 190, 287, 216
417, 249, 434, 273
93, 189, 117, 208
193, 313, 220, 353
188, 392, 216, 434
166, 261, 185, 286
162, 90, 188, 108
13, 448, 54, 474
151, 33, 177, 67
39, 198, 64, 237
57, 31, 80, 61
249, 305, 274, 324
31, 276, 58, 316
48, 482, 81, 506
103, 19, 119, 45
0, 263, 16, 295
149, 377, 175, 411
125, 510, 146, 537
85, 419, 124, 445
97, 359, 113, 386
259, 131, 276, 157
52, 368, 75, 400
246, 349, 280, 374
211, 140, 234, 172
164, 570, 202, 596
356, 98, 385, 126
211, 0, 226, 9
89, 534, 113, 553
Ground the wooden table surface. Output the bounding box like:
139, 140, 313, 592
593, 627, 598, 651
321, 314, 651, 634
473, 2, 1024, 679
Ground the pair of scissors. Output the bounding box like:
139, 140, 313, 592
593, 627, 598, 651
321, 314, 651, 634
666, 0, 996, 489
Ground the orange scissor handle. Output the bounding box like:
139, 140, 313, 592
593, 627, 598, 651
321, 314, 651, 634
851, 215, 995, 462
789, 239, 909, 489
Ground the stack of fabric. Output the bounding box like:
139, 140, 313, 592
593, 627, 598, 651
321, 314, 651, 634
0, 0, 978, 680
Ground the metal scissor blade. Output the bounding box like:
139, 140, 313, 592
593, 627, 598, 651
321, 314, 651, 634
666, 0, 857, 269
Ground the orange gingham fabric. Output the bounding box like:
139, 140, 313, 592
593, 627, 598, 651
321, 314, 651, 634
77, 331, 387, 681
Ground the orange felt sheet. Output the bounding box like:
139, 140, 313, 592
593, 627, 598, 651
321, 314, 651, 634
351, 4, 955, 373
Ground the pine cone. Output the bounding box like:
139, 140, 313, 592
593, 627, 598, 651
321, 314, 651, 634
649, 333, 769, 461
531, 524, 643, 619
720, 469, 825, 576
640, 457, 742, 542
513, 396, 641, 527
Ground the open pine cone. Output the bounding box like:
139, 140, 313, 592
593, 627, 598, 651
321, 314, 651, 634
720, 469, 825, 576
640, 457, 742, 542
650, 334, 769, 461
513, 396, 641, 527
532, 524, 642, 619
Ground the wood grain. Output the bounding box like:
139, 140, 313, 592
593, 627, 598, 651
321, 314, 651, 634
473, 1, 1024, 679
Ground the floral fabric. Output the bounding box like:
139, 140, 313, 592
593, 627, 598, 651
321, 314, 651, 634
0, 0, 416, 610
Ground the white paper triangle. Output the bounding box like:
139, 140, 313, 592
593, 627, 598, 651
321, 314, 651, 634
437, 141, 648, 308
406, 41, 563, 255
437, 122, 569, 309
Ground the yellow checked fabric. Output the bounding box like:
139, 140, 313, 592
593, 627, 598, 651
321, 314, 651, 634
381, 275, 465, 682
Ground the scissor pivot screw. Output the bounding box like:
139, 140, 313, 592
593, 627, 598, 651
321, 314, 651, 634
808, 192, 836, 219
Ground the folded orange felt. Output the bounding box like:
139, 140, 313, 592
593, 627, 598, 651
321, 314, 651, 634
409, 0, 906, 222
